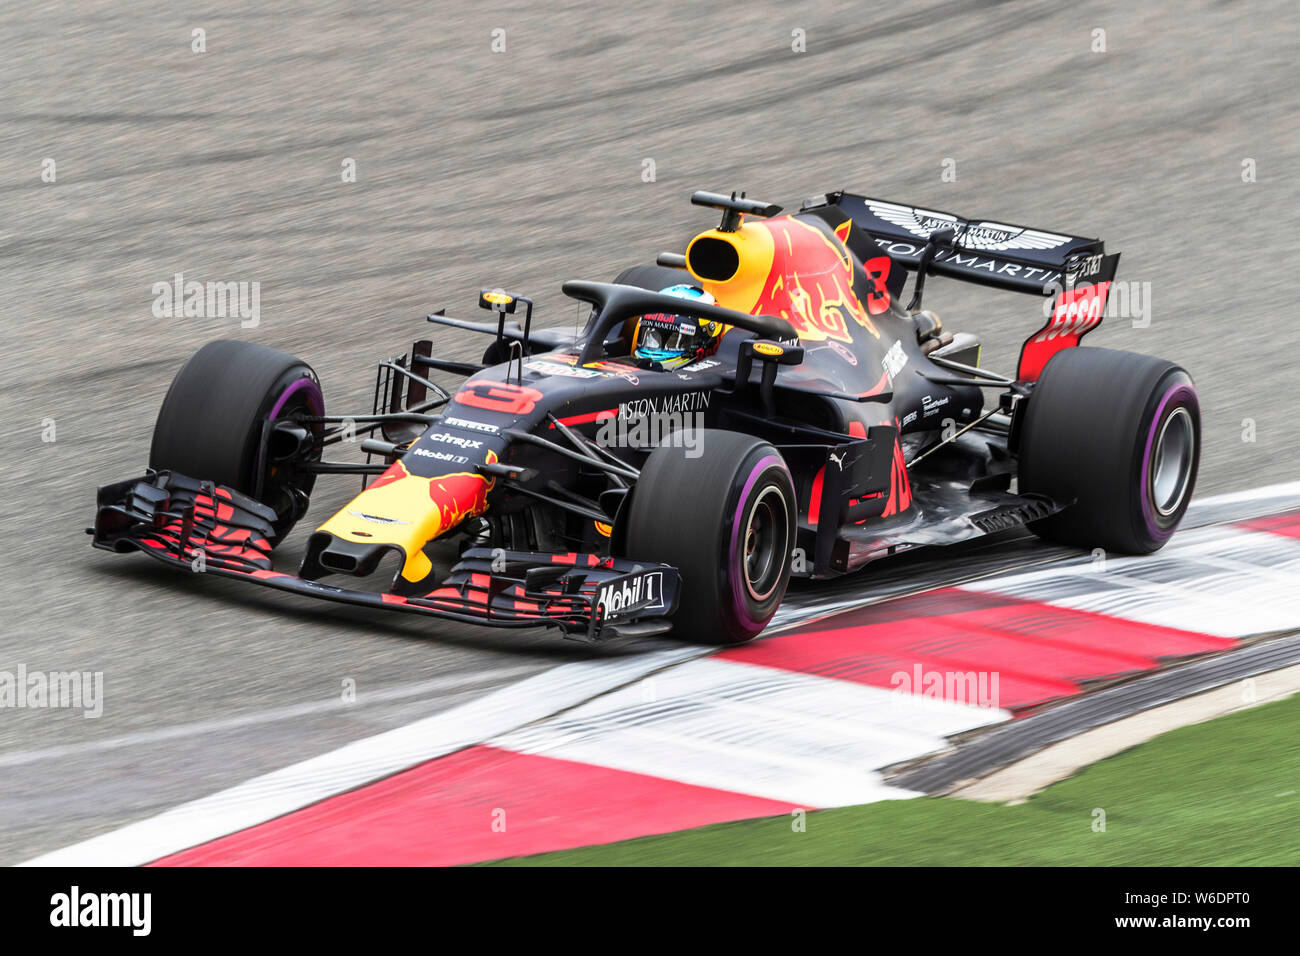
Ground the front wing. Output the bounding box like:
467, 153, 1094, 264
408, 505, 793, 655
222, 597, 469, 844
91, 471, 680, 642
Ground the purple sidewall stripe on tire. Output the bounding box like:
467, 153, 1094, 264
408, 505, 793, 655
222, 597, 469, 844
728, 454, 785, 632
268, 375, 324, 421
1139, 382, 1196, 540
254, 375, 324, 482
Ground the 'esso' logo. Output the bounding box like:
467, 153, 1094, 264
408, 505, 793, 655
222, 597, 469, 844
1034, 281, 1109, 344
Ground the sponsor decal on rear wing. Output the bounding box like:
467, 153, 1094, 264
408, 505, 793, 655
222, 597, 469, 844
1016, 251, 1120, 380
831, 193, 1108, 294
822, 193, 1119, 381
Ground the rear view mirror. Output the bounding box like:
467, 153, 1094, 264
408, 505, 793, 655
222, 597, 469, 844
479, 289, 518, 314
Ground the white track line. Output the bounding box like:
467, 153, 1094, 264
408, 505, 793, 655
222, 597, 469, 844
0, 664, 542, 769
965, 525, 1300, 637
1185, 480, 1300, 519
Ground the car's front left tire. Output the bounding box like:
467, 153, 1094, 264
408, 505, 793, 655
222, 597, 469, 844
149, 339, 324, 544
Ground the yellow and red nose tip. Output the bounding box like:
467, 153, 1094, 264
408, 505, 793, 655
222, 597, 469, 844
316, 455, 496, 582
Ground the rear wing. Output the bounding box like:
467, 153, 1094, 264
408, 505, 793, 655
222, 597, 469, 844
804, 192, 1120, 380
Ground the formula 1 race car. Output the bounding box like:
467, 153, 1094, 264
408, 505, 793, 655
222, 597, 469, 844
91, 189, 1200, 644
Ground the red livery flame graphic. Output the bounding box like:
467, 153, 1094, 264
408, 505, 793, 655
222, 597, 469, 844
428, 450, 497, 533
368, 459, 409, 490
751, 218, 884, 343
880, 438, 912, 518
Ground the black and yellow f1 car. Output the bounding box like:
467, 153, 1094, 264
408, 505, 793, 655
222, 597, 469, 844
92, 190, 1200, 643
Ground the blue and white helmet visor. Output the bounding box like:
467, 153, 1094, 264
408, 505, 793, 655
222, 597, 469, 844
633, 285, 717, 369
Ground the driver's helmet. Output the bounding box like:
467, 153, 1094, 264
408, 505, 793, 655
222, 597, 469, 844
631, 284, 723, 370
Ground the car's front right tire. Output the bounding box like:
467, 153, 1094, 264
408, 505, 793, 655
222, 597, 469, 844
623, 429, 795, 644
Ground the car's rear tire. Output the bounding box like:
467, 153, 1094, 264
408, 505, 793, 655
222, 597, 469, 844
1019, 347, 1200, 554
624, 430, 795, 644
149, 339, 324, 544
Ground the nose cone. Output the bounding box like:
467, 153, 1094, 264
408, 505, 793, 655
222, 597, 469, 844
302, 535, 403, 579
307, 453, 497, 585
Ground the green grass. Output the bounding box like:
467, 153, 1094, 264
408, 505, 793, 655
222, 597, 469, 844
485, 693, 1300, 866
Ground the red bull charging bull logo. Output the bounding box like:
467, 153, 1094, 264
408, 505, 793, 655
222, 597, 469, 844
750, 217, 887, 344
429, 452, 497, 534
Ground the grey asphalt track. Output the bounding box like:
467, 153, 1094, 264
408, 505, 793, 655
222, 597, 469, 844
1, 0, 1297, 865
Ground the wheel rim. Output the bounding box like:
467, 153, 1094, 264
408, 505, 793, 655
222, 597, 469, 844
741, 485, 788, 602
1150, 406, 1194, 517
259, 376, 324, 529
